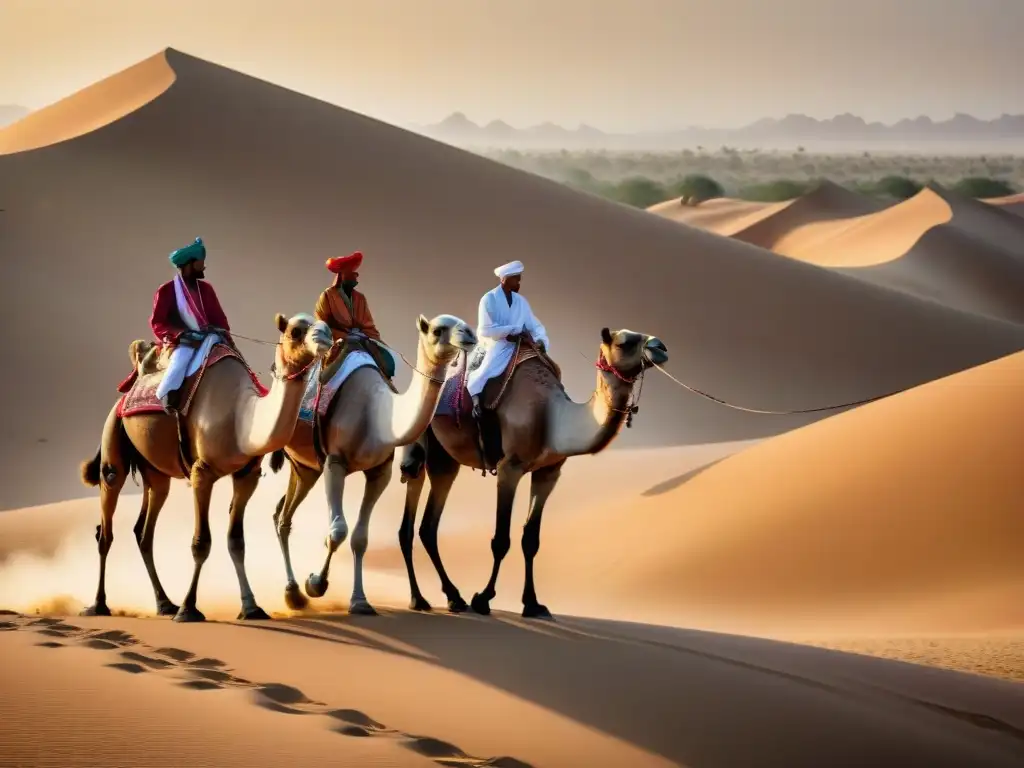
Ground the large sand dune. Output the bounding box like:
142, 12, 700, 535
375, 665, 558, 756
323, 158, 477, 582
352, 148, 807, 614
647, 181, 886, 241
2, 49, 1023, 508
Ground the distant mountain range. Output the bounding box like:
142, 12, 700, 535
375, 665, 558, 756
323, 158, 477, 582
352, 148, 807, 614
413, 111, 1024, 151
0, 105, 28, 128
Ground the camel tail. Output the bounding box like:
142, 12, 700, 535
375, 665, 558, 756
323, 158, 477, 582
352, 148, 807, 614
269, 449, 286, 474
81, 449, 102, 487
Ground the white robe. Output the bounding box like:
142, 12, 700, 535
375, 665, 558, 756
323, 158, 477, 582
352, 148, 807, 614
466, 285, 550, 397
155, 275, 223, 399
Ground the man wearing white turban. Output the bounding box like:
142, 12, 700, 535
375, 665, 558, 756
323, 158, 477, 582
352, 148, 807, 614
467, 260, 550, 421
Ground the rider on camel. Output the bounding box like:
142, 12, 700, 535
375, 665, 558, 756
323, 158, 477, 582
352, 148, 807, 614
149, 237, 234, 413
314, 251, 396, 379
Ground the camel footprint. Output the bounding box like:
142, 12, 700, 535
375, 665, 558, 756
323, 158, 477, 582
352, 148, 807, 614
1, 613, 533, 768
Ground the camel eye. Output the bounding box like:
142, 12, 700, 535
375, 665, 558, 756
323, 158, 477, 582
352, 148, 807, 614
433, 327, 443, 337
290, 326, 304, 341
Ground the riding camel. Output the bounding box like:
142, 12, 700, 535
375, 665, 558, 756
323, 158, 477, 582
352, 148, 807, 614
398, 327, 669, 619
79, 313, 333, 622
267, 314, 477, 615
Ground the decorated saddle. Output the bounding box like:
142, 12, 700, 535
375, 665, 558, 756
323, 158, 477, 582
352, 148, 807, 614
435, 337, 560, 424
115, 342, 268, 418
298, 337, 396, 426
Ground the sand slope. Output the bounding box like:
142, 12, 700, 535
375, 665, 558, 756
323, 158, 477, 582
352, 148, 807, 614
2, 612, 1023, 768
763, 185, 1024, 324
2, 49, 1023, 508
986, 192, 1024, 217
479, 349, 1024, 636
0, 53, 175, 155
647, 181, 887, 244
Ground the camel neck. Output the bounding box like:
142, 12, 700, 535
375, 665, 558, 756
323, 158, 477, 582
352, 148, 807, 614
547, 370, 631, 457
379, 342, 447, 447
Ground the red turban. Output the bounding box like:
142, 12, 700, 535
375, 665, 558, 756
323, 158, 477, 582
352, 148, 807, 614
326, 251, 363, 274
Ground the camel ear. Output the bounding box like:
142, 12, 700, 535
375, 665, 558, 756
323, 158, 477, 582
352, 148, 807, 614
276, 313, 288, 334
601, 327, 613, 345
417, 314, 430, 334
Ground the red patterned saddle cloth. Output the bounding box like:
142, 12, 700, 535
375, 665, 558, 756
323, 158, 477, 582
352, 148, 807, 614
115, 343, 269, 418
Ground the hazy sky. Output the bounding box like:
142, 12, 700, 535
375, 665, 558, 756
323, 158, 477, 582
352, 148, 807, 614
1, 0, 1021, 132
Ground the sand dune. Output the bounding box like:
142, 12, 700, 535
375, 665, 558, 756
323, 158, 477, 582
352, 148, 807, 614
2, 48, 1024, 508
0, 53, 175, 155
2, 611, 1023, 768
647, 181, 887, 244
986, 192, 1024, 217
366, 350, 1024, 641
645, 196, 790, 236
759, 185, 1024, 324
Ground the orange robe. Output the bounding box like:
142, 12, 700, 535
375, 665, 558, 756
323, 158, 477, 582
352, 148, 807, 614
315, 286, 381, 343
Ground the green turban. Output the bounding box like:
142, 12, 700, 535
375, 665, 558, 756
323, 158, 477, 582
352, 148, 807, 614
169, 237, 206, 267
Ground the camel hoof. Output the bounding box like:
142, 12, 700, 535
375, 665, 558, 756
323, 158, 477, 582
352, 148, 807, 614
349, 599, 377, 616
305, 574, 328, 599
409, 596, 433, 612
80, 603, 111, 617
522, 602, 553, 620
470, 593, 491, 616
284, 583, 309, 611
447, 595, 469, 613
238, 606, 271, 621
156, 600, 180, 617
173, 606, 206, 623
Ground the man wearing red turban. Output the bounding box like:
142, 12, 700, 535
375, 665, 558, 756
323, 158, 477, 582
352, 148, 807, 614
315, 251, 396, 378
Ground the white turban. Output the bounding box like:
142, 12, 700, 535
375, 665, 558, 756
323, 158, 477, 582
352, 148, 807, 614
494, 260, 524, 279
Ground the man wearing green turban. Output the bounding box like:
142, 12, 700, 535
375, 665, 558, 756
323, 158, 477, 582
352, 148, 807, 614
150, 237, 234, 413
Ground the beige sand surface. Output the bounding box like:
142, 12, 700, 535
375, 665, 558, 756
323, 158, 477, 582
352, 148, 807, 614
0, 52, 175, 155
646, 196, 790, 236
2, 611, 1023, 768
986, 193, 1024, 217
2, 49, 1023, 510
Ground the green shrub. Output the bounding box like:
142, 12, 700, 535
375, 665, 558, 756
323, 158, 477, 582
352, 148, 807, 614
873, 175, 922, 200
611, 176, 669, 208
673, 174, 724, 204
950, 177, 1016, 199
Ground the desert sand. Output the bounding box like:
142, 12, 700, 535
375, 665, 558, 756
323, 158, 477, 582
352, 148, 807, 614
3, 47, 1024, 767
987, 192, 1024, 217
653, 183, 1024, 325
2, 48, 1024, 510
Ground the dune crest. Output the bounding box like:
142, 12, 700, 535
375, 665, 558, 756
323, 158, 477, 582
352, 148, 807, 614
530, 349, 1024, 635
986, 192, 1024, 217
646, 196, 789, 236
0, 50, 176, 155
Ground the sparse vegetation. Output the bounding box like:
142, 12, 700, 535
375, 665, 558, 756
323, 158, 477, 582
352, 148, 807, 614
481, 148, 1022, 208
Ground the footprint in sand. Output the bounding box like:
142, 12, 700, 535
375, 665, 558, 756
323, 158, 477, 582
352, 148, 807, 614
0, 613, 534, 768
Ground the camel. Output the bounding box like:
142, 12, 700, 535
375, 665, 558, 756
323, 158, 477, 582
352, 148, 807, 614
79, 313, 333, 622
267, 314, 477, 615
398, 327, 669, 619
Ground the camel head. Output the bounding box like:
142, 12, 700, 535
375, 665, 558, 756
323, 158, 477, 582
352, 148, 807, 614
416, 314, 478, 367
274, 313, 333, 378
599, 328, 669, 380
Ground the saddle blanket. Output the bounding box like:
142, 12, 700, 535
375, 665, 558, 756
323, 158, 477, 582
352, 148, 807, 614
116, 344, 268, 418
298, 350, 377, 424
435, 344, 541, 421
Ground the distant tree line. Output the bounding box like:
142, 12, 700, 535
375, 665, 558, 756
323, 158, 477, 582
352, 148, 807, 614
563, 171, 1018, 209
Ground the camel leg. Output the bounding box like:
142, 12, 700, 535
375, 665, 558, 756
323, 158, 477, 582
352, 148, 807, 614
134, 468, 178, 616
399, 460, 430, 610
82, 474, 124, 617
349, 456, 393, 616
470, 457, 525, 616
305, 454, 349, 599
174, 461, 216, 623
521, 461, 564, 620
228, 463, 271, 621
420, 453, 466, 613
273, 460, 322, 611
